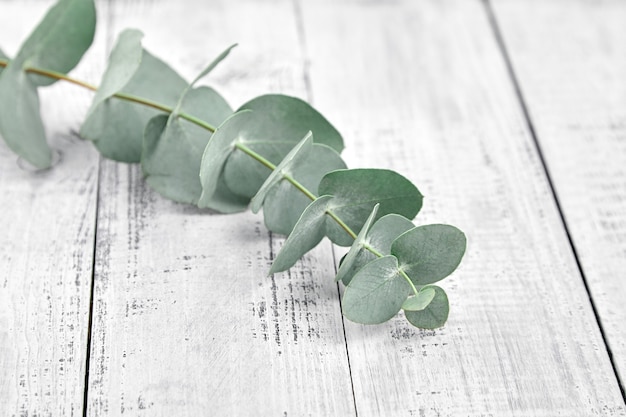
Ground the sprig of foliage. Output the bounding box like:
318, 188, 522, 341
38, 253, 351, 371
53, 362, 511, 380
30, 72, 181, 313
0, 0, 466, 330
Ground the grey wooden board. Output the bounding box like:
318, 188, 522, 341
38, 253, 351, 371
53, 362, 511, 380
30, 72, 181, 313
0, 1, 107, 415
85, 1, 355, 415
492, 0, 626, 386
299, 0, 626, 415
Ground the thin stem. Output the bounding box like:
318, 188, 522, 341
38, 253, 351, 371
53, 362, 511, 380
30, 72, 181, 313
0, 59, 216, 132
326, 210, 358, 240
400, 270, 419, 296
1, 58, 413, 291
234, 142, 318, 201
364, 243, 418, 296
234, 142, 277, 171
283, 173, 317, 201
26, 65, 98, 91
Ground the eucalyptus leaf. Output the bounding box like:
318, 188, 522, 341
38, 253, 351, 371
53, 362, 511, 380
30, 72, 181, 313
404, 285, 449, 329
337, 214, 415, 285
335, 204, 380, 283
141, 86, 232, 205
190, 44, 237, 87
251, 132, 313, 213
269, 195, 333, 274
0, 65, 49, 168
205, 175, 250, 214
319, 168, 423, 246
85, 29, 143, 118
238, 94, 343, 153
80, 48, 188, 162
223, 94, 344, 198
16, 0, 96, 87
341, 255, 411, 325
391, 224, 466, 286
262, 143, 346, 235
198, 110, 253, 210
402, 287, 436, 311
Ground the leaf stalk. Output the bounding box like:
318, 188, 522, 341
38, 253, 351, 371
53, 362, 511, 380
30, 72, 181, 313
0, 59, 216, 132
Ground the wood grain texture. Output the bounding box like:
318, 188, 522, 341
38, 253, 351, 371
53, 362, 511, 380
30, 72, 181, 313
86, 1, 355, 415
0, 1, 107, 415
492, 0, 626, 386
299, 0, 626, 415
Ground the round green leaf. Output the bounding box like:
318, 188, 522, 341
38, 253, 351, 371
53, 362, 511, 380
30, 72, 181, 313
142, 86, 233, 205
269, 195, 333, 274
238, 94, 343, 153
198, 110, 254, 210
262, 143, 345, 235
319, 169, 423, 246
0, 65, 49, 168
335, 204, 379, 283
402, 287, 436, 311
337, 214, 415, 285
16, 0, 96, 87
251, 132, 313, 213
85, 29, 143, 118
391, 224, 466, 285
404, 285, 449, 329
81, 49, 188, 162
342, 255, 411, 325
223, 94, 344, 199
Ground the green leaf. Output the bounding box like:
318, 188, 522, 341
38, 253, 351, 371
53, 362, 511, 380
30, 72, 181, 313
223, 95, 344, 198
335, 204, 380, 283
198, 110, 253, 210
341, 255, 411, 325
0, 65, 49, 168
84, 29, 143, 118
141, 86, 233, 205
204, 175, 250, 214
391, 224, 466, 285
251, 132, 313, 213
16, 0, 96, 87
262, 143, 346, 235
238, 94, 343, 153
80, 48, 188, 162
336, 214, 415, 285
402, 287, 436, 311
269, 195, 334, 274
404, 285, 449, 329
190, 44, 237, 87
319, 168, 423, 246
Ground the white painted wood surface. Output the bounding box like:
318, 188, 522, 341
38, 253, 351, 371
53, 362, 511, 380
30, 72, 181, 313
0, 0, 625, 416
0, 1, 107, 415
302, 0, 625, 415
492, 0, 626, 386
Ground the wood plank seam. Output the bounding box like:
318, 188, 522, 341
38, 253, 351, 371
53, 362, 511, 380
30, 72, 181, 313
484, 0, 626, 402
82, 155, 101, 417
291, 0, 361, 414
82, 3, 113, 412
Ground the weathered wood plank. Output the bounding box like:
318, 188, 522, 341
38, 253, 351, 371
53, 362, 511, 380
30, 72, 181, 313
299, 0, 626, 415
0, 1, 107, 415
86, 1, 355, 415
491, 0, 626, 387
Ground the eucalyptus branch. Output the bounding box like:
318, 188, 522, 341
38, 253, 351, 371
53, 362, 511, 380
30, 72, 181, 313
0, 0, 466, 331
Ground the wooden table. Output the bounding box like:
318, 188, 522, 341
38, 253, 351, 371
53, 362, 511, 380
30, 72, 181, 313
1, 0, 625, 415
